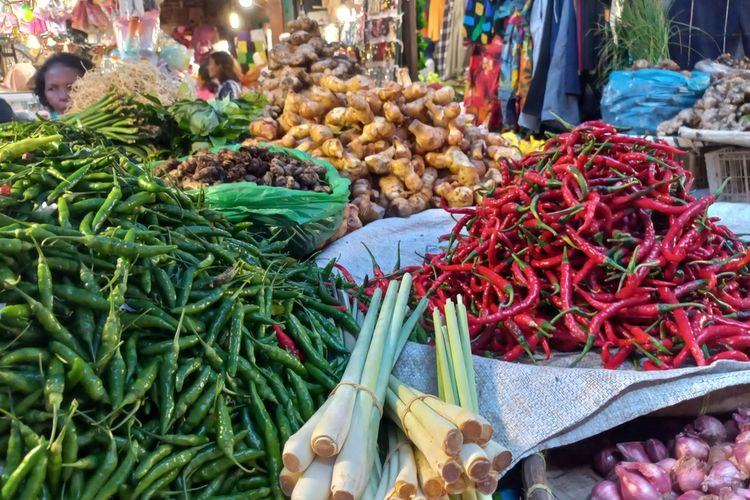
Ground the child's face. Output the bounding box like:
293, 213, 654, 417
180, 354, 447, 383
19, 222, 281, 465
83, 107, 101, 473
45, 64, 82, 114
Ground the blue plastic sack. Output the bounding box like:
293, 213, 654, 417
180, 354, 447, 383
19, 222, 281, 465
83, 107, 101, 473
601, 69, 710, 135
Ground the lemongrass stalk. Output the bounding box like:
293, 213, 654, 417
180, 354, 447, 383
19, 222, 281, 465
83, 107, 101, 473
332, 276, 413, 500
459, 443, 491, 481
456, 299, 479, 412
413, 484, 428, 500
478, 418, 493, 446
414, 448, 446, 498
417, 395, 483, 444
283, 396, 335, 472
394, 296, 430, 361
476, 474, 499, 495
444, 474, 468, 494
482, 440, 512, 473
444, 300, 473, 411
389, 378, 463, 455
433, 311, 459, 404
461, 489, 480, 500
291, 456, 336, 500
374, 442, 399, 500
310, 287, 385, 457
279, 467, 301, 496
375, 274, 413, 399
386, 389, 462, 483
394, 438, 418, 499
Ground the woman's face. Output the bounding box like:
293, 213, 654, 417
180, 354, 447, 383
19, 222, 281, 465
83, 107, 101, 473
44, 64, 82, 114
207, 58, 219, 79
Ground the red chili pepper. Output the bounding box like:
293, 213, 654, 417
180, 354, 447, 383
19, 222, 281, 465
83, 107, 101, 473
334, 263, 356, 284
0, 184, 10, 196
657, 287, 705, 366
604, 344, 636, 370
273, 324, 302, 361
708, 351, 750, 363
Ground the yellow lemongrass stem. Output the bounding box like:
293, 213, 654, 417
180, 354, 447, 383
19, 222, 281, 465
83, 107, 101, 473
414, 447, 446, 498
476, 474, 499, 495
444, 474, 468, 494
478, 418, 493, 446
310, 288, 384, 457
459, 443, 492, 481
395, 437, 418, 499
386, 389, 462, 484
374, 437, 400, 500
444, 300, 474, 411
279, 467, 301, 496
389, 378, 463, 455
483, 440, 512, 473
331, 276, 414, 500
417, 395, 483, 444
283, 397, 334, 472
433, 311, 459, 404
456, 299, 479, 412
290, 457, 336, 500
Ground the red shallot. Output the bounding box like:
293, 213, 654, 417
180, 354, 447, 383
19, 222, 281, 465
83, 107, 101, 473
675, 434, 711, 462
689, 416, 728, 446
703, 460, 745, 494
592, 479, 623, 500
708, 444, 735, 466
733, 443, 750, 475
616, 464, 662, 500
595, 446, 622, 476
646, 439, 670, 462
675, 457, 708, 492
618, 442, 652, 463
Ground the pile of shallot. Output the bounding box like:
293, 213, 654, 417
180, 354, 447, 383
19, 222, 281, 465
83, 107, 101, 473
592, 409, 750, 499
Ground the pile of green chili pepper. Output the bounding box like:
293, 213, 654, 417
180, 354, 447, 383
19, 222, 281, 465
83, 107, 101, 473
0, 135, 357, 499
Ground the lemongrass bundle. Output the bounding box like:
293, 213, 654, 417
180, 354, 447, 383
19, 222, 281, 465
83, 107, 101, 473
280, 275, 428, 500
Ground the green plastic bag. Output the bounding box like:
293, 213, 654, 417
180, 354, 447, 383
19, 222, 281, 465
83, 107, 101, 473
202, 144, 350, 257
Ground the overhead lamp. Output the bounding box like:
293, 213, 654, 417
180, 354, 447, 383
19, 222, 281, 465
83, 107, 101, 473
229, 11, 241, 30
239, 0, 253, 7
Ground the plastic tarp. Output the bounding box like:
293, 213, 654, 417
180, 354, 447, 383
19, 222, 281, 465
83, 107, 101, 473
203, 144, 350, 257
601, 69, 710, 135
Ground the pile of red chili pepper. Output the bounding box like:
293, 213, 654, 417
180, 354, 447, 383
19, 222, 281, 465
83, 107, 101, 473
386, 121, 750, 369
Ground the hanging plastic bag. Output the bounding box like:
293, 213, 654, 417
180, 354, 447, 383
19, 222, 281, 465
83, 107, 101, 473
201, 145, 351, 257
601, 69, 710, 135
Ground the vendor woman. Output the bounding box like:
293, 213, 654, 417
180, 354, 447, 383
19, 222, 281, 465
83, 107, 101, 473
33, 53, 94, 117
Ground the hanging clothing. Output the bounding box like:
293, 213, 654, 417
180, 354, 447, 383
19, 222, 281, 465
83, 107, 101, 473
497, 0, 533, 128
519, 0, 553, 131
464, 37, 504, 128
445, 0, 470, 78
427, 0, 446, 40
669, 0, 750, 69
540, 0, 580, 127
434, 0, 454, 76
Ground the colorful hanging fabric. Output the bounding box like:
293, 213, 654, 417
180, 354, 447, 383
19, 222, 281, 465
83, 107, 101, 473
434, 0, 453, 76
463, 0, 497, 44
497, 0, 533, 127
464, 36, 503, 128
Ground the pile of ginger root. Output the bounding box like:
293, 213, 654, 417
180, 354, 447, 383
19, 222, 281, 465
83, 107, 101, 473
260, 17, 362, 112
246, 74, 521, 226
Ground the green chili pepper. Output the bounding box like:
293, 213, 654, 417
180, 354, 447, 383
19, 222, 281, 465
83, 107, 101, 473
44, 357, 65, 438
124, 334, 138, 383
192, 448, 265, 483
92, 441, 141, 500
114, 191, 156, 214
174, 357, 201, 393
274, 405, 293, 445
119, 357, 160, 409
253, 339, 308, 376
159, 324, 181, 434
226, 304, 244, 377
175, 266, 196, 308
248, 383, 283, 500
1, 421, 22, 484
132, 445, 206, 498
64, 357, 85, 387
287, 369, 315, 421
0, 369, 42, 392
183, 375, 223, 433
18, 438, 48, 500
55, 284, 109, 311
174, 366, 215, 419
79, 433, 118, 500
195, 471, 230, 500
46, 163, 90, 203
0, 347, 49, 365
205, 298, 236, 345
108, 350, 126, 407
152, 265, 177, 309
1, 439, 46, 499
14, 288, 86, 356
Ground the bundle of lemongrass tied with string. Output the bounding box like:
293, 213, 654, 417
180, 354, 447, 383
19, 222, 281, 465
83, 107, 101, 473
373, 298, 511, 499
279, 274, 511, 499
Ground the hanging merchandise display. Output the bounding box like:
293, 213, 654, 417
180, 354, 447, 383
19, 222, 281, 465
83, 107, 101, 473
463, 35, 502, 129
496, 0, 532, 129
362, 0, 401, 84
